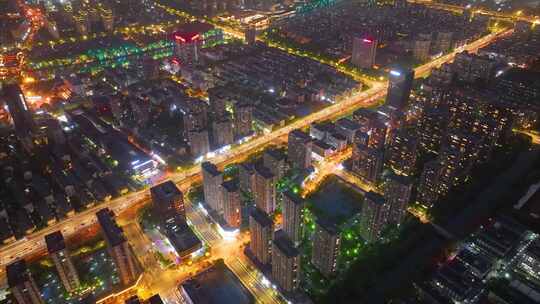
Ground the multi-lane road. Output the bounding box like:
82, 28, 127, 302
0, 27, 510, 284
117, 198, 282, 304
408, 0, 540, 24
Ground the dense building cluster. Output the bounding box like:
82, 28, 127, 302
1, 0, 540, 303
5, 208, 145, 303
480, 22, 540, 68
0, 84, 149, 246
418, 217, 540, 303
272, 2, 488, 68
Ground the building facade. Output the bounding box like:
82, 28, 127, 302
352, 144, 384, 183
222, 180, 242, 228
202, 162, 224, 214
282, 190, 304, 245
311, 219, 341, 277
6, 260, 44, 304
272, 231, 301, 293
249, 208, 274, 266
150, 180, 185, 220
45, 231, 80, 292
386, 68, 415, 111
254, 165, 276, 214
96, 208, 139, 285
352, 36, 377, 69
383, 174, 413, 225
360, 192, 391, 242
385, 129, 418, 176
288, 130, 312, 171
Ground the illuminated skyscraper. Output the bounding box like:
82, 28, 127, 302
6, 260, 44, 304
2, 84, 35, 137
96, 208, 140, 285
202, 162, 224, 214
368, 119, 388, 150
383, 174, 413, 225
245, 27, 257, 45
385, 129, 418, 176
233, 102, 253, 140
453, 52, 497, 84
183, 100, 209, 133
416, 160, 444, 208
352, 143, 383, 183
282, 190, 304, 245
208, 88, 228, 119
239, 162, 255, 194
352, 108, 388, 149
188, 128, 210, 158
150, 180, 185, 220
99, 6, 114, 32
45, 231, 80, 292
311, 219, 340, 277
439, 131, 481, 188
351, 36, 377, 69
263, 147, 287, 180
386, 68, 414, 112
434, 31, 453, 53
413, 38, 431, 62
272, 231, 301, 293
417, 107, 449, 154
222, 180, 241, 228
254, 164, 276, 214
73, 13, 90, 35
249, 207, 273, 266
288, 130, 312, 171
173, 28, 204, 64
360, 191, 391, 242
212, 117, 234, 148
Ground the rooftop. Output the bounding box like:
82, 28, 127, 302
365, 191, 386, 205
273, 230, 300, 258
45, 231, 66, 254
180, 260, 255, 304
330, 132, 348, 141
316, 217, 340, 235
151, 180, 183, 202
222, 179, 239, 193
250, 207, 273, 228
239, 162, 255, 173
283, 190, 304, 206
147, 294, 164, 304
202, 161, 221, 176
386, 172, 413, 186
336, 118, 361, 130
289, 129, 311, 141
313, 139, 333, 150
165, 217, 202, 257
264, 148, 287, 161
254, 164, 275, 180
312, 121, 335, 132
6, 259, 29, 287
96, 208, 126, 247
